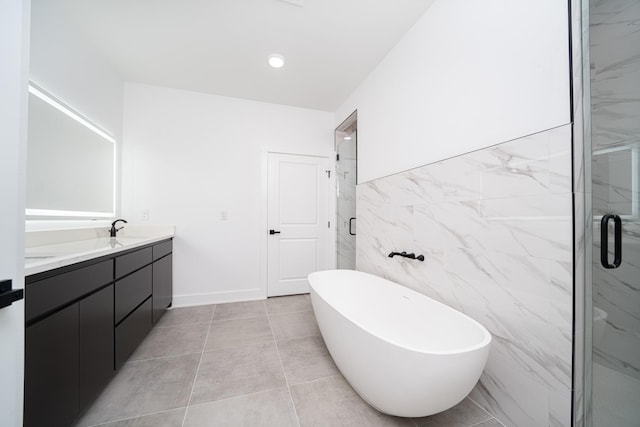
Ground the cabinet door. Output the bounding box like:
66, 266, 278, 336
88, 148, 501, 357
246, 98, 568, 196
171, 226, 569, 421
79, 285, 115, 410
25, 304, 79, 427
152, 254, 172, 324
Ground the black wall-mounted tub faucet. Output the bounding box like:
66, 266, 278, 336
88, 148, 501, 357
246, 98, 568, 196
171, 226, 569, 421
388, 251, 425, 262
110, 219, 128, 237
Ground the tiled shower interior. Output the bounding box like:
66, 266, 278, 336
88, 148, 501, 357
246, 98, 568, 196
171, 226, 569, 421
74, 296, 502, 427
336, 129, 357, 270
356, 125, 574, 427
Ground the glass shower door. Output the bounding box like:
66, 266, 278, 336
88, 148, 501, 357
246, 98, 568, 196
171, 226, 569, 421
589, 0, 640, 424
336, 129, 357, 270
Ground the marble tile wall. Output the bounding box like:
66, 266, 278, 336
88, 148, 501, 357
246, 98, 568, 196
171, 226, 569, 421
356, 125, 574, 427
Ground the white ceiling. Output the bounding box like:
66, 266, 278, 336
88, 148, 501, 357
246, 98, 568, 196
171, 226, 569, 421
61, 0, 435, 111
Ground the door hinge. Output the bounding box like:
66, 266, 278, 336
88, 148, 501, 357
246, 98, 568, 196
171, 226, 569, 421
336, 154, 340, 161
328, 221, 330, 228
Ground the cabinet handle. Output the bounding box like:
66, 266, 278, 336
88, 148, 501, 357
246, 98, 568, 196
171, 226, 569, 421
600, 214, 622, 269
348, 217, 356, 236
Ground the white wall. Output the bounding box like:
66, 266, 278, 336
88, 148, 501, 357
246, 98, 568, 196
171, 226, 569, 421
29, 0, 124, 219
29, 0, 123, 139
336, 0, 571, 183
0, 0, 29, 424
122, 83, 334, 305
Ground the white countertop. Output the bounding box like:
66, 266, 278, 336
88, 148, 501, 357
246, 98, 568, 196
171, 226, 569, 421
25, 227, 174, 276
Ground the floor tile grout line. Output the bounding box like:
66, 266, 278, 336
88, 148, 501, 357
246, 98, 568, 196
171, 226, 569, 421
126, 350, 205, 364
469, 417, 502, 427
203, 338, 276, 354
212, 314, 269, 322
467, 396, 499, 423
266, 308, 314, 316
274, 333, 321, 343
154, 320, 213, 329
185, 385, 293, 409
85, 407, 189, 427
180, 305, 216, 427
264, 300, 302, 427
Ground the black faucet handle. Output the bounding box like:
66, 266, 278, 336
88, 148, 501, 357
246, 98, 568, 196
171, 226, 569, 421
110, 219, 128, 237
111, 218, 128, 227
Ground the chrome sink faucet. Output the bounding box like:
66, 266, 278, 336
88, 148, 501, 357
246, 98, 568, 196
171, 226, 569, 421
109, 219, 128, 237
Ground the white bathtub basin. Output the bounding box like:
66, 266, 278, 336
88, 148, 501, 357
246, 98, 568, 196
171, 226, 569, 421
308, 269, 491, 417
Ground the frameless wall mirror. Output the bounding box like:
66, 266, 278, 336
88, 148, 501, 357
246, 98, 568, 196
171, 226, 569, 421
26, 83, 116, 218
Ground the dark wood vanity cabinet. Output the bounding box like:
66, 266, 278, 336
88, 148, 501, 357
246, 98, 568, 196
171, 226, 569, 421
24, 238, 173, 427
25, 259, 113, 427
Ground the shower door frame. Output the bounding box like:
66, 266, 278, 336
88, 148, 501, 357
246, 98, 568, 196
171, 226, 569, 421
570, 0, 592, 425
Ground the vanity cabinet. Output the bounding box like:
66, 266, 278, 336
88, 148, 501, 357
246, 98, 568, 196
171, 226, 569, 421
25, 259, 113, 427
24, 238, 173, 427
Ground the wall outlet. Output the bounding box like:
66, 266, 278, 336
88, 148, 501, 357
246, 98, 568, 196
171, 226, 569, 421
141, 209, 150, 221
220, 210, 228, 221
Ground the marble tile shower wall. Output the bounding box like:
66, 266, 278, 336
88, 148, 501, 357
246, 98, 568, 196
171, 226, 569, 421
356, 125, 573, 427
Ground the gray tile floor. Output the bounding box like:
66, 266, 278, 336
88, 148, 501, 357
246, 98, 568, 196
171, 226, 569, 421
74, 295, 503, 427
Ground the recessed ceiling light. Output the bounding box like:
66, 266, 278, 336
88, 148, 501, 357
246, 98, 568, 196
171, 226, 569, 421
268, 54, 285, 69
344, 136, 352, 140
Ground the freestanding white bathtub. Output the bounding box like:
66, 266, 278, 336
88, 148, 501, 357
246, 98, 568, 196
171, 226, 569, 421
308, 269, 491, 418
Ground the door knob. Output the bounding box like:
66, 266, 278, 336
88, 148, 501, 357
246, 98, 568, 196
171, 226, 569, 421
269, 229, 281, 235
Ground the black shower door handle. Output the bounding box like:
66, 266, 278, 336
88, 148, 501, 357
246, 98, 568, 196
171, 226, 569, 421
600, 214, 622, 269
348, 217, 356, 236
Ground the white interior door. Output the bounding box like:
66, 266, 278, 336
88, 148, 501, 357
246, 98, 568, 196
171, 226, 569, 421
267, 153, 329, 297
0, 0, 28, 425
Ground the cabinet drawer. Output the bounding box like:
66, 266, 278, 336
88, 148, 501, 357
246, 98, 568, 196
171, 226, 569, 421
115, 247, 152, 279
115, 265, 152, 324
115, 297, 152, 366
26, 260, 112, 324
153, 239, 172, 261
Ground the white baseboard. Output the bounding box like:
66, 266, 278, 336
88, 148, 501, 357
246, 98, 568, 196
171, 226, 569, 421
171, 288, 266, 307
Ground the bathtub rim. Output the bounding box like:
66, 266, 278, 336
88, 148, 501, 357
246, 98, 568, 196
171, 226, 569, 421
308, 269, 492, 356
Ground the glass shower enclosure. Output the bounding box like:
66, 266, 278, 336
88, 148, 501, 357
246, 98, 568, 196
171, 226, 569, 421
578, 0, 640, 425
335, 112, 357, 270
